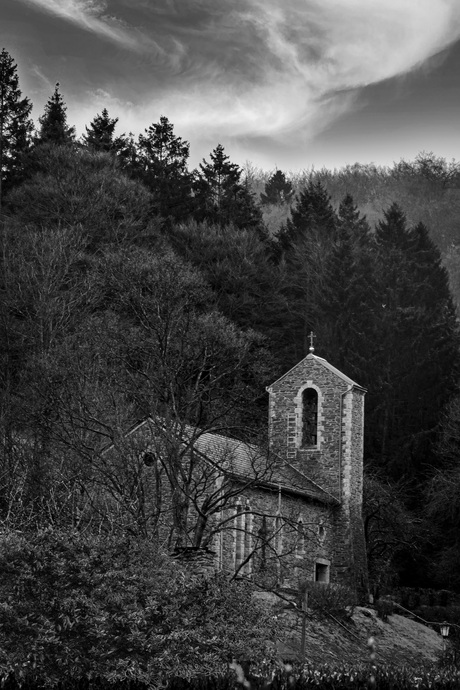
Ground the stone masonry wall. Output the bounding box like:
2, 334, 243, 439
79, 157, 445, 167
267, 355, 351, 499
267, 354, 368, 595
332, 387, 368, 594
219, 483, 332, 585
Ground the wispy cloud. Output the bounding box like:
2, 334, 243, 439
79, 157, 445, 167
137, 0, 460, 144
18, 0, 460, 162
19, 0, 165, 54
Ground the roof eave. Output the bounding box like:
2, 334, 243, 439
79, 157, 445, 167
267, 353, 366, 392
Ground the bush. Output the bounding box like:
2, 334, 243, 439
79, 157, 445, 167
299, 582, 357, 619
254, 664, 460, 689
0, 529, 276, 685
375, 597, 395, 622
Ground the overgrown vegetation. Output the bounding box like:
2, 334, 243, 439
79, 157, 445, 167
0, 530, 276, 685
1, 46, 460, 681
2, 664, 460, 690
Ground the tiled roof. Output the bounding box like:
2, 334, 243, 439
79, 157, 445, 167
119, 418, 338, 505
192, 431, 338, 505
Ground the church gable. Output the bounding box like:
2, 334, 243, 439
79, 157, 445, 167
266, 353, 366, 501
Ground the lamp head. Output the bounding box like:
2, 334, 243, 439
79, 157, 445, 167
440, 622, 450, 638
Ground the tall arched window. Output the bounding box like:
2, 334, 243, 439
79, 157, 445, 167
302, 388, 318, 447
244, 502, 253, 575
235, 500, 244, 571
296, 518, 306, 558
234, 499, 253, 574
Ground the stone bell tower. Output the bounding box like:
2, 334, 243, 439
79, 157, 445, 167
266, 343, 368, 594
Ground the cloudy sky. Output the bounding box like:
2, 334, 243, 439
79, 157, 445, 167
2, 0, 460, 171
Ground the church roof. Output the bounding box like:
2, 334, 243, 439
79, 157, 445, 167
193, 431, 338, 504
267, 353, 366, 392
124, 419, 338, 505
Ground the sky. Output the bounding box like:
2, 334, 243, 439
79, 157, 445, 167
2, 0, 460, 172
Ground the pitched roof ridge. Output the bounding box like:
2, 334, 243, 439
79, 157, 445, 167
267, 353, 365, 391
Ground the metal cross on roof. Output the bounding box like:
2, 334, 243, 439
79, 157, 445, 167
308, 331, 316, 353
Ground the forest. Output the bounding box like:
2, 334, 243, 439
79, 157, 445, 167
1, 45, 460, 614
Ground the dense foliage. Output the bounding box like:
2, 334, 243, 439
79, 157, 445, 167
0, 48, 33, 204
1, 46, 460, 595
0, 530, 275, 685
2, 661, 460, 690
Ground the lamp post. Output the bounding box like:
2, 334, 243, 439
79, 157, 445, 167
300, 591, 308, 662
440, 622, 450, 655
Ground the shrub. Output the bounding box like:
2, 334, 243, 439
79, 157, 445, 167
299, 582, 357, 619
0, 529, 276, 685
376, 597, 395, 622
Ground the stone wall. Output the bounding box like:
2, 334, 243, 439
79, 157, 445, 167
219, 482, 333, 586
266, 354, 368, 595
267, 355, 352, 499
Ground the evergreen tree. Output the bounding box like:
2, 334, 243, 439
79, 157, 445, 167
260, 169, 294, 205
274, 179, 338, 361
194, 144, 264, 232
116, 132, 139, 174
314, 194, 378, 379
368, 203, 460, 482
7, 145, 152, 249
0, 48, 34, 206
277, 178, 337, 252
37, 84, 75, 145
336, 192, 371, 242
169, 219, 284, 355
82, 107, 126, 154
136, 115, 191, 220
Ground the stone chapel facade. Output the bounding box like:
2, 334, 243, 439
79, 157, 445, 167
107, 351, 369, 595
178, 351, 368, 595
262, 351, 368, 592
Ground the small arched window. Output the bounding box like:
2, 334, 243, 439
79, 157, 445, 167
296, 519, 305, 558
302, 388, 318, 447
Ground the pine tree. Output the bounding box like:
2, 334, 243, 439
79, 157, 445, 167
336, 192, 370, 242
276, 178, 337, 253
274, 179, 338, 360
0, 48, 34, 206
194, 144, 264, 232
314, 194, 377, 378
260, 169, 294, 205
82, 108, 126, 154
37, 84, 75, 145
369, 203, 460, 482
136, 116, 191, 220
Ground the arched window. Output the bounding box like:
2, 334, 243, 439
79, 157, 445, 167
296, 519, 306, 558
318, 520, 326, 543
234, 499, 253, 574
294, 518, 305, 582
302, 388, 318, 447
235, 500, 244, 571
244, 502, 253, 575
274, 512, 283, 582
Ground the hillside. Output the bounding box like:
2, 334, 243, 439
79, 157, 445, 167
273, 604, 445, 668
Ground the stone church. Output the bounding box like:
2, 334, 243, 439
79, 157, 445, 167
215, 349, 368, 593
101, 347, 367, 593
107, 349, 368, 595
